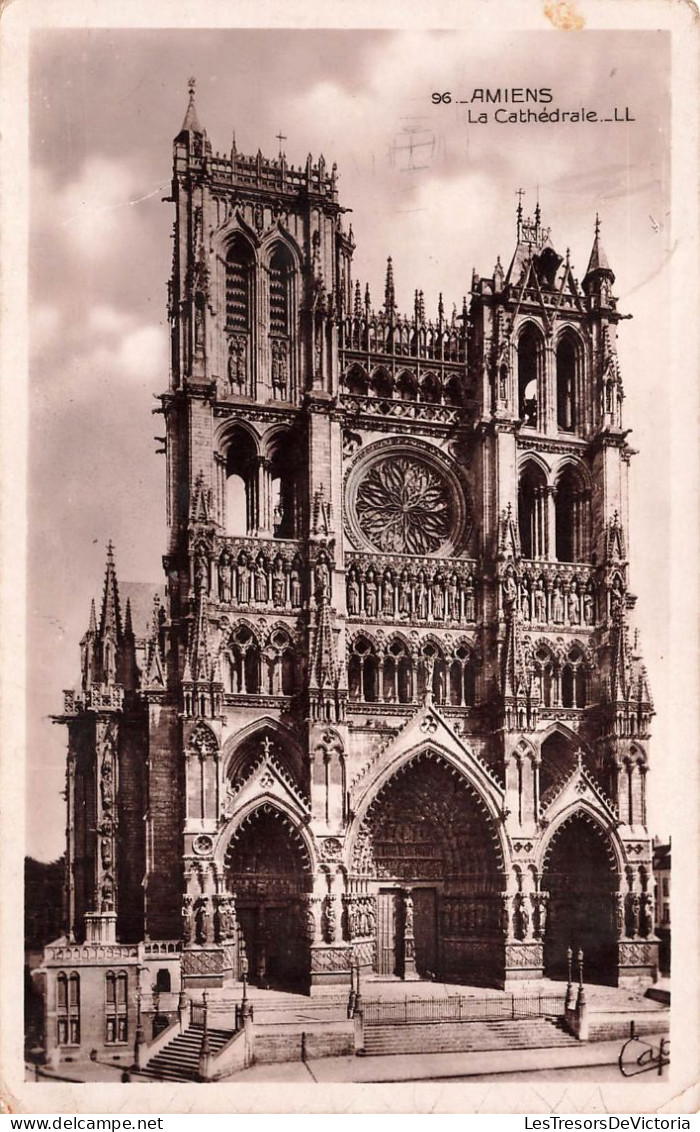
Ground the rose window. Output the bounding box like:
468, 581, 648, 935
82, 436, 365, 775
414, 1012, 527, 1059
355, 456, 453, 555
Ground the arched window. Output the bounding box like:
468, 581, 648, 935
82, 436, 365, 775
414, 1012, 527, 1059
370, 367, 393, 398
226, 626, 260, 695
265, 629, 296, 696
225, 236, 254, 333
517, 325, 541, 427
518, 463, 548, 559
561, 645, 587, 708
419, 373, 441, 404
269, 244, 294, 337
444, 375, 464, 407
539, 731, 578, 802
450, 645, 476, 706
535, 646, 556, 708
269, 430, 304, 538
348, 637, 379, 702
396, 370, 417, 401
555, 464, 589, 563
383, 639, 414, 704
344, 364, 369, 396
556, 334, 578, 432
224, 428, 258, 536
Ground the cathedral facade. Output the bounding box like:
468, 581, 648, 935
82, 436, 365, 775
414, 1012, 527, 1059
39, 87, 659, 1064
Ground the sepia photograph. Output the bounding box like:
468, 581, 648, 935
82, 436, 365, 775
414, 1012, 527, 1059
2, 1, 697, 1116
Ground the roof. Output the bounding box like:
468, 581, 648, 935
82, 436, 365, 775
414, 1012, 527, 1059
120, 582, 166, 638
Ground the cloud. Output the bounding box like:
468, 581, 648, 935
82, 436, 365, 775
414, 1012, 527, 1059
117, 324, 167, 383
34, 155, 149, 262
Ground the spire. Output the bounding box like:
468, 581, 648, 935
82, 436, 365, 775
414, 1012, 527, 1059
353, 279, 362, 318
124, 598, 133, 636
309, 589, 338, 692
179, 76, 203, 135
87, 598, 97, 637
583, 213, 615, 286
384, 257, 396, 315
99, 542, 122, 642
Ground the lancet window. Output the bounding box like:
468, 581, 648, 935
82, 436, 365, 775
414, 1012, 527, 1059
517, 325, 542, 427
224, 626, 261, 695
518, 462, 548, 559
554, 465, 590, 563
556, 333, 579, 432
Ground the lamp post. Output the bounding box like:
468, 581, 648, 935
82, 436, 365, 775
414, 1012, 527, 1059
240, 953, 251, 1019
576, 948, 586, 1007
133, 964, 146, 1070
565, 946, 574, 1010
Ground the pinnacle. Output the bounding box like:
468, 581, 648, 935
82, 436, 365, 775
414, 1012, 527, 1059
179, 76, 203, 136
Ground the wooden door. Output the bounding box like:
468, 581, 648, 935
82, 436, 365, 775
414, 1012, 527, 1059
413, 888, 437, 978
376, 889, 400, 976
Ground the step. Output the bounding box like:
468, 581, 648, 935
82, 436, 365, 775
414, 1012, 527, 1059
361, 1019, 578, 1057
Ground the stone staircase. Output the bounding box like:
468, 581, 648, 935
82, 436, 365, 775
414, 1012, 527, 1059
139, 1024, 235, 1082
362, 1018, 578, 1057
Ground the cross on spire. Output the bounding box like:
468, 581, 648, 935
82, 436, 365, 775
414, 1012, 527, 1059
276, 131, 287, 156
188, 77, 196, 98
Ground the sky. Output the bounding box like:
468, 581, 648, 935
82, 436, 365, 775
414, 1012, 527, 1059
26, 26, 673, 861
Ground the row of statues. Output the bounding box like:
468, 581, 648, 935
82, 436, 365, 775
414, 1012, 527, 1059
182, 893, 237, 946
347, 566, 476, 622
503, 573, 596, 626
196, 547, 304, 608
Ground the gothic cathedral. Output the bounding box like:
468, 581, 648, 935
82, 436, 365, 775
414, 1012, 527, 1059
41, 86, 658, 1062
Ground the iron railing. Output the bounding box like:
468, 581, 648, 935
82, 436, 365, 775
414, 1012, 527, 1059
361, 992, 566, 1026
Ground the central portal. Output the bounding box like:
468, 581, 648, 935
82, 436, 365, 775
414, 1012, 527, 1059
225, 804, 312, 992
359, 752, 504, 985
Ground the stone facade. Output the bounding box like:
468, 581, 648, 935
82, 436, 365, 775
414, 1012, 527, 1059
39, 85, 659, 1065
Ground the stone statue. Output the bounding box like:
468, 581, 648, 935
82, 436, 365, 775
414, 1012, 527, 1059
584, 588, 595, 625
272, 562, 285, 607
195, 897, 209, 945
347, 571, 360, 615
534, 579, 546, 622
195, 547, 209, 596
464, 579, 476, 621
568, 583, 580, 624
254, 561, 268, 602
218, 551, 232, 603
290, 568, 302, 607
447, 573, 459, 619
502, 572, 518, 611
416, 573, 428, 619
237, 559, 251, 604
432, 578, 444, 620
315, 558, 330, 598
552, 582, 564, 623
382, 572, 394, 615
365, 572, 378, 617
404, 892, 414, 935
182, 897, 193, 945
399, 571, 411, 616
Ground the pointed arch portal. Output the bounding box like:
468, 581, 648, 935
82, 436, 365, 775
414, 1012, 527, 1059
356, 752, 505, 986
542, 813, 618, 984
225, 804, 312, 992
